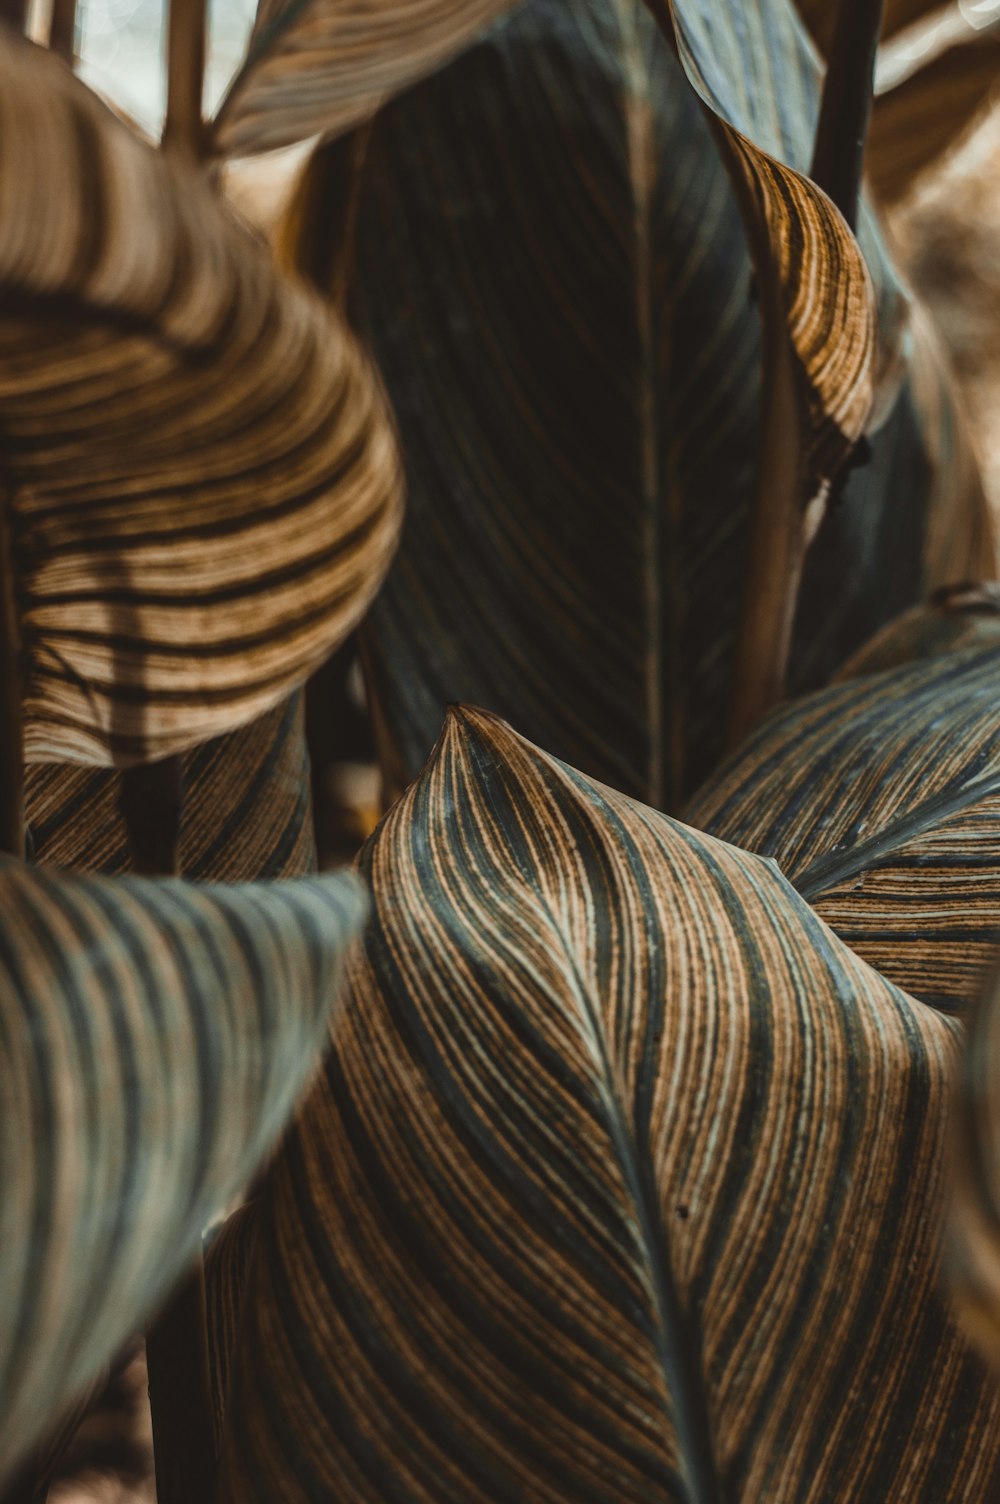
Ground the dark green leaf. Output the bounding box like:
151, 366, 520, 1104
305, 0, 989, 804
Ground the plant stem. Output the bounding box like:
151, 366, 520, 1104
0, 504, 25, 861
810, 0, 886, 230
0, 0, 28, 32
145, 1261, 217, 1504
161, 0, 207, 165
48, 0, 78, 63
118, 756, 216, 1502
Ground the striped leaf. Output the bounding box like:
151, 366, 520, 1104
217, 706, 1000, 1502
664, 0, 901, 489
0, 32, 401, 767
25, 692, 315, 880
686, 641, 1000, 1011
313, 0, 988, 806
950, 965, 1000, 1366
0, 859, 366, 1488
210, 0, 522, 157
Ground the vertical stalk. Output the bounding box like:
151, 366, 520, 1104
119, 755, 216, 1504
0, 504, 25, 861
48, 0, 77, 63
0, 0, 28, 32
145, 1262, 216, 1504
810, 0, 887, 230
161, 0, 208, 165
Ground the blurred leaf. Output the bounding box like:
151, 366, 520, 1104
796, 0, 937, 54
0, 32, 401, 768
687, 640, 1000, 1010
0, 859, 366, 1488
210, 0, 523, 157
297, 0, 989, 805
217, 705, 1000, 1501
870, 24, 1000, 202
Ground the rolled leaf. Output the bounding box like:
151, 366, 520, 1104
0, 859, 366, 1487
26, 692, 315, 879
686, 642, 1000, 1011
316, 0, 987, 805
218, 706, 1000, 1502
0, 32, 402, 767
210, 0, 523, 157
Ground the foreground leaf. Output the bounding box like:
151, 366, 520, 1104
686, 640, 1000, 1011
0, 32, 401, 766
316, 0, 987, 805
218, 706, 1000, 1502
0, 861, 365, 1487
210, 0, 523, 157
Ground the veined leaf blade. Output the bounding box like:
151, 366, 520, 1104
217, 707, 1000, 1501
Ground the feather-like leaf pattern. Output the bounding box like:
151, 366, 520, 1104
322, 0, 987, 805
210, 0, 522, 157
0, 859, 366, 1487
217, 706, 1000, 1502
686, 642, 1000, 1011
0, 32, 401, 767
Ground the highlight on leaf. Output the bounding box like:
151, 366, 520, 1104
216, 706, 1000, 1503
0, 859, 367, 1489
210, 0, 524, 158
0, 29, 402, 768
686, 637, 1000, 1012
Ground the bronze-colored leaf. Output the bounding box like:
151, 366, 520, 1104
210, 0, 523, 158
686, 641, 1000, 1010
0, 859, 366, 1487
217, 706, 1000, 1502
0, 32, 402, 767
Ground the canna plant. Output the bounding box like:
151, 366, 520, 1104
3, 0, 1000, 1502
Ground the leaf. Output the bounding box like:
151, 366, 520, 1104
869, 23, 1000, 204
949, 965, 1000, 1365
217, 705, 1000, 1502
304, 0, 988, 806
210, 0, 523, 158
664, 0, 896, 483
25, 692, 315, 879
0, 858, 366, 1488
833, 586, 1000, 681
0, 32, 402, 767
685, 641, 1000, 1011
